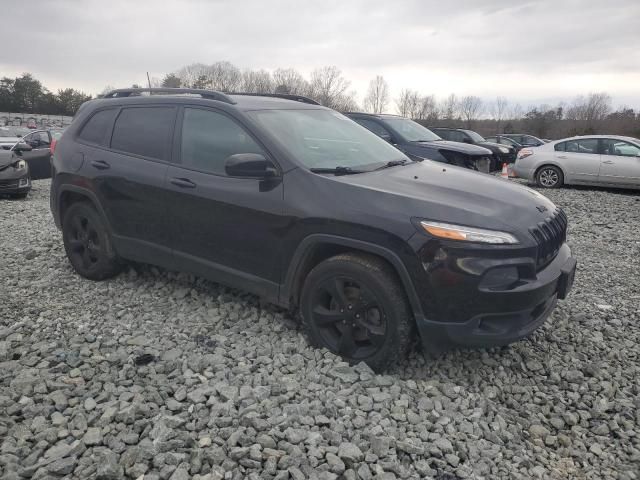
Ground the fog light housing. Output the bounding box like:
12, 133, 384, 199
18, 177, 30, 187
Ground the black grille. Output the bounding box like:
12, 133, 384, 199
530, 208, 568, 268
0, 179, 18, 191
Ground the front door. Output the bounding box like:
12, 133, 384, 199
555, 138, 601, 183
598, 139, 640, 187
166, 106, 285, 300
21, 130, 52, 179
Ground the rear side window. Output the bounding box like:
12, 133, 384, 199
111, 107, 176, 161
78, 109, 119, 146
554, 142, 565, 152
180, 107, 264, 175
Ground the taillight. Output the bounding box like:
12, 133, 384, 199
517, 148, 533, 160
50, 138, 57, 154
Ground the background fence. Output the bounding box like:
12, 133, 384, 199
0, 112, 73, 128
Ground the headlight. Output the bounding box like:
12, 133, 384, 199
420, 221, 519, 244
15, 160, 27, 170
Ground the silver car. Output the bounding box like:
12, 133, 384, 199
513, 135, 640, 189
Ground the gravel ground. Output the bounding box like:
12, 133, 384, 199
1, 179, 639, 480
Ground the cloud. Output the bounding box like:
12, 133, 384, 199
2, 0, 639, 106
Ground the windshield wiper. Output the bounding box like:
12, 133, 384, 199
374, 159, 409, 170
309, 166, 366, 175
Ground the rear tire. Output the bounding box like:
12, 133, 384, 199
62, 202, 122, 280
300, 253, 413, 372
536, 165, 563, 188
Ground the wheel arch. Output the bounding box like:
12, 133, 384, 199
534, 162, 567, 182
57, 185, 112, 234
281, 234, 425, 321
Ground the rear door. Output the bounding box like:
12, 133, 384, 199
598, 139, 640, 186
165, 106, 285, 300
78, 105, 176, 265
21, 130, 52, 179
555, 138, 601, 183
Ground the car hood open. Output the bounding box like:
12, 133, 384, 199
0, 150, 18, 169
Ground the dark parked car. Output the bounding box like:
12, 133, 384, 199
501, 134, 546, 147
50, 88, 577, 370
485, 135, 524, 152
0, 144, 32, 198
0, 128, 54, 180
345, 113, 494, 172
431, 127, 517, 169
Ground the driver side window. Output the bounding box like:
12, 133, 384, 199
355, 119, 393, 141
181, 108, 264, 175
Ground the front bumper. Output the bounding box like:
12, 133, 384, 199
0, 174, 31, 195
415, 243, 576, 352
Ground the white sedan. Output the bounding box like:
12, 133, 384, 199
513, 135, 640, 189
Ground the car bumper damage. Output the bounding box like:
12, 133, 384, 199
415, 243, 577, 353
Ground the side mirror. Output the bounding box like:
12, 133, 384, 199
12, 142, 33, 153
225, 153, 277, 178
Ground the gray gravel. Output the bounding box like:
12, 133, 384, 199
1, 179, 639, 480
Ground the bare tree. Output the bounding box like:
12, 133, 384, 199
490, 96, 509, 132
307, 66, 351, 109
396, 89, 416, 117
175, 63, 210, 88
363, 75, 389, 114
241, 69, 273, 93
415, 95, 438, 121
459, 95, 483, 128
439, 94, 459, 121
204, 61, 242, 92
272, 68, 308, 95
508, 103, 524, 120
565, 92, 612, 132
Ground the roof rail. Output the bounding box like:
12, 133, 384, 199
101, 88, 236, 104
229, 92, 320, 105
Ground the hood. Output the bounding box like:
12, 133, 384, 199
413, 140, 493, 156
331, 160, 557, 241
0, 150, 18, 168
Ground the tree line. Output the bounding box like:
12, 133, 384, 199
3, 65, 639, 139
0, 74, 91, 117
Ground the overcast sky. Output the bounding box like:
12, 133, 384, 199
3, 0, 640, 109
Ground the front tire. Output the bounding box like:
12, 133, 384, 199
536, 165, 563, 188
300, 253, 413, 371
62, 202, 122, 280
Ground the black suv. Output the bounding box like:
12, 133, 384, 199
51, 88, 577, 370
345, 113, 495, 173
430, 127, 517, 169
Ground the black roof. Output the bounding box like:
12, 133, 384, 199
98, 88, 324, 111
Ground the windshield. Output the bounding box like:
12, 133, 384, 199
465, 130, 485, 142
382, 117, 441, 142
248, 109, 409, 170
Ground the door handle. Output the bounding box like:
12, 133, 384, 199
557, 155, 567, 159
91, 160, 110, 170
170, 177, 196, 188
602, 160, 614, 164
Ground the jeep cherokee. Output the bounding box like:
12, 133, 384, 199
50, 88, 577, 370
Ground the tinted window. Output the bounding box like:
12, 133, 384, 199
79, 109, 119, 146
355, 119, 393, 139
554, 142, 566, 152
602, 139, 640, 157
111, 107, 175, 160
181, 108, 264, 175
565, 139, 598, 154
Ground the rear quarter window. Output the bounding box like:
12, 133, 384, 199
78, 109, 119, 146
554, 142, 566, 152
